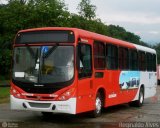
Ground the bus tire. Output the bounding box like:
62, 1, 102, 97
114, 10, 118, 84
129, 87, 144, 107
91, 92, 103, 118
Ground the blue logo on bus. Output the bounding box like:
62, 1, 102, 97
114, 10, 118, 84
41, 46, 49, 53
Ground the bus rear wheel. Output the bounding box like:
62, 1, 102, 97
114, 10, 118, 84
129, 87, 144, 107
91, 92, 103, 118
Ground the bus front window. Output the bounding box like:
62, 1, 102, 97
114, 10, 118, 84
13, 46, 74, 84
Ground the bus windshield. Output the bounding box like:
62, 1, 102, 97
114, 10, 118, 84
12, 46, 74, 84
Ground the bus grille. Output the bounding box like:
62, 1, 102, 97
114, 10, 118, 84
28, 102, 51, 108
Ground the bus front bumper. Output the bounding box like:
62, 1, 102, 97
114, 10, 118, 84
10, 95, 76, 114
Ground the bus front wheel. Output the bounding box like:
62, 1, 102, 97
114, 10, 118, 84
91, 92, 103, 118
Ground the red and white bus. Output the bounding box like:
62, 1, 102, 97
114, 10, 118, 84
11, 27, 157, 117
157, 65, 160, 85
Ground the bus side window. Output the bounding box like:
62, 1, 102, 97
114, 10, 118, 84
138, 51, 146, 71
152, 54, 157, 72
146, 53, 152, 71
129, 50, 138, 70
106, 44, 118, 70
119, 47, 129, 70
78, 43, 92, 78
93, 41, 105, 70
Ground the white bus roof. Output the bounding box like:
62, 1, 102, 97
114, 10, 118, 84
134, 44, 156, 54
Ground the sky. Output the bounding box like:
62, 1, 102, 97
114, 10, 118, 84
0, 0, 160, 45
64, 0, 160, 45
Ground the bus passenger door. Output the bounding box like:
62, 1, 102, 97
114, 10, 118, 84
76, 43, 94, 113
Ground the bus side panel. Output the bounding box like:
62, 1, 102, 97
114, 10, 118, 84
76, 78, 95, 114
102, 70, 122, 106
132, 71, 157, 101
103, 70, 139, 107
141, 72, 157, 98
76, 70, 140, 113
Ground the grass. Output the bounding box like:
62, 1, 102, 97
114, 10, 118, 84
0, 87, 10, 104
0, 80, 10, 87
0, 75, 10, 86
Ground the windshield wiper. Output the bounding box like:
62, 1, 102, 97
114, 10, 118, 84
43, 44, 58, 58
25, 43, 35, 58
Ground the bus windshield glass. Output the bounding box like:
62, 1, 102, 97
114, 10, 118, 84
12, 46, 74, 84
15, 30, 75, 44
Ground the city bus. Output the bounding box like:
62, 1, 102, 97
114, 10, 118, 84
10, 27, 157, 117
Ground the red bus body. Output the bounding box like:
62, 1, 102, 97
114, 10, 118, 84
10, 27, 157, 115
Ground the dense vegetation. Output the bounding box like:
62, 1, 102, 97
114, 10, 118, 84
0, 0, 160, 79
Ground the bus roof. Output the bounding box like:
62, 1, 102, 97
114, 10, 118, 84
18, 27, 156, 54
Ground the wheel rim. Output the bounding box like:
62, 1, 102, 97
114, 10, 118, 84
140, 91, 144, 103
96, 96, 102, 114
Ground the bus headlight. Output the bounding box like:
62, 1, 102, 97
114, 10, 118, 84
57, 88, 75, 101
11, 86, 23, 99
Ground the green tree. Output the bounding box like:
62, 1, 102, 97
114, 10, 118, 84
106, 25, 146, 45
77, 0, 96, 20
26, 0, 69, 27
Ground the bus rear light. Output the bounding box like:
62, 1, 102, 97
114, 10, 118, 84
57, 88, 75, 101
11, 87, 23, 99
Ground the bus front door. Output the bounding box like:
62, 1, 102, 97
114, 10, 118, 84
76, 43, 94, 113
